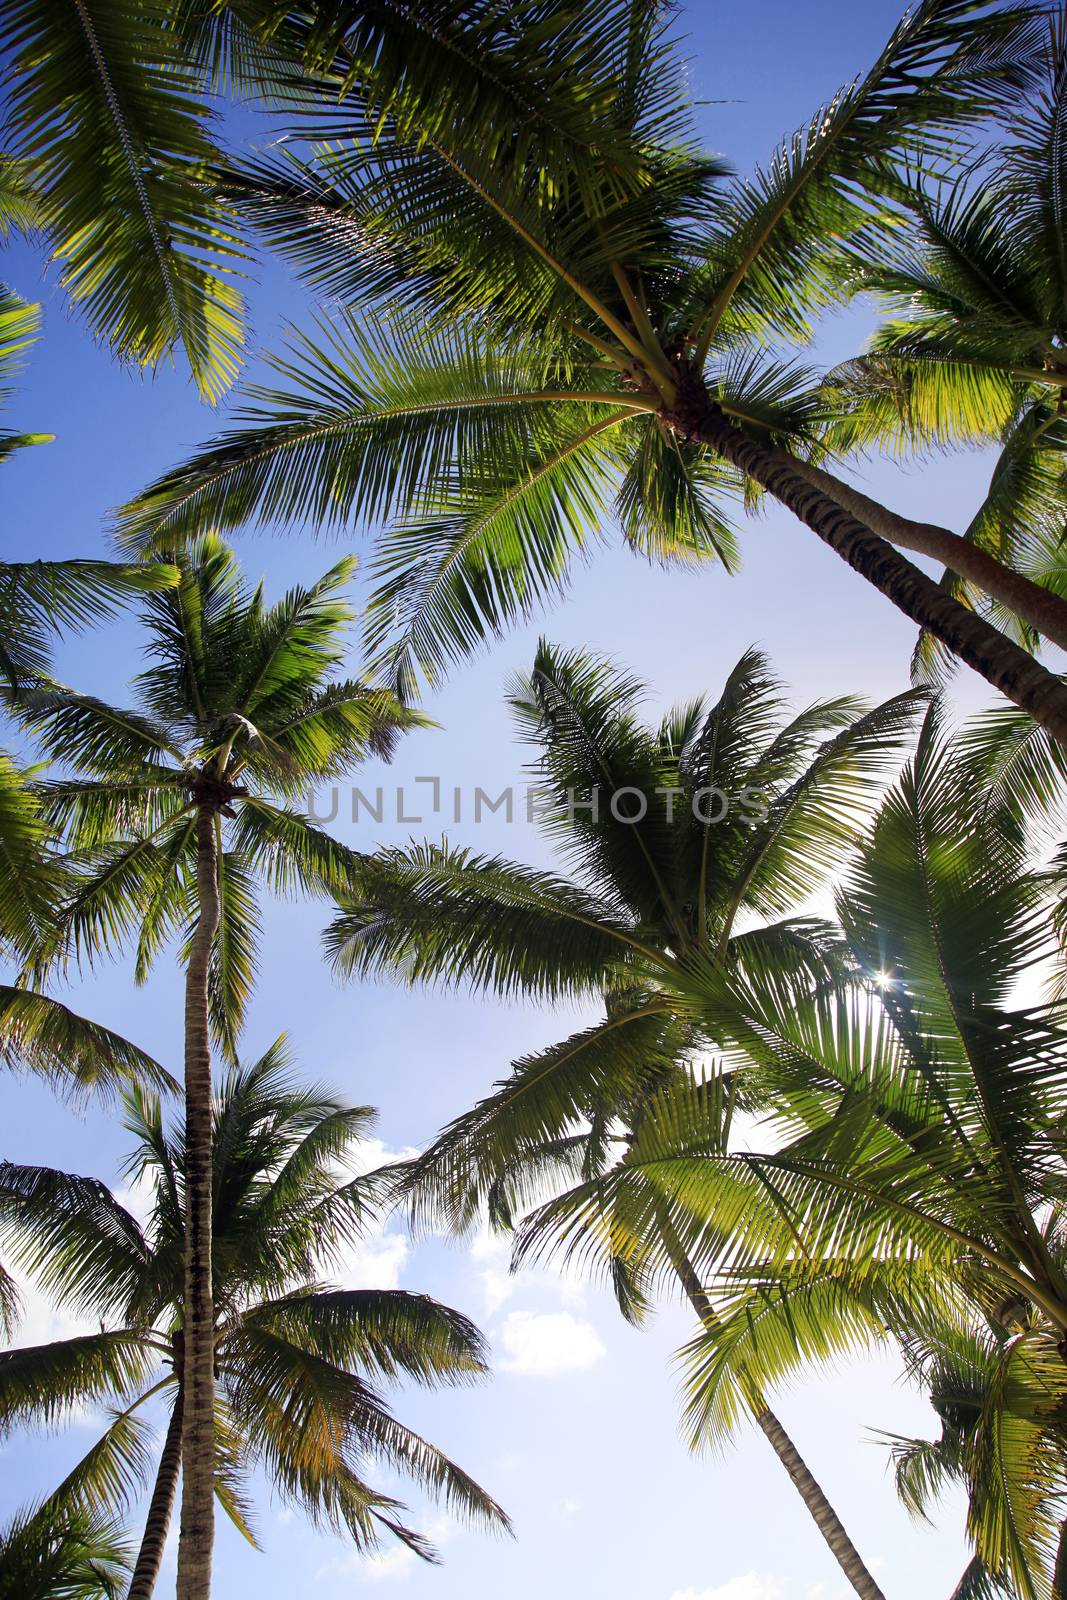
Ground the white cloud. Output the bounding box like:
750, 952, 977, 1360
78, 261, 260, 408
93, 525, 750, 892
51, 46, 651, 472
469, 1228, 520, 1314
669, 1576, 785, 1600
559, 1497, 582, 1520
9, 1277, 91, 1348
112, 1169, 157, 1231
359, 1544, 422, 1584
325, 1137, 419, 1292
339, 1228, 409, 1291
469, 1227, 587, 1316
496, 1311, 606, 1377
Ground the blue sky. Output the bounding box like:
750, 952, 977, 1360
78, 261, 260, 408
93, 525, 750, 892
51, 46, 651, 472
0, 4, 1013, 1596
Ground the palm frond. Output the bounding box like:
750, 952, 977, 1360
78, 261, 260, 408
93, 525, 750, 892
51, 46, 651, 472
0, 0, 246, 397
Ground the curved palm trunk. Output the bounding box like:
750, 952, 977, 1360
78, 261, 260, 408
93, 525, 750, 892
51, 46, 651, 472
1053, 1516, 1067, 1600
784, 457, 1067, 655
176, 807, 220, 1600
694, 408, 1067, 746
657, 1215, 887, 1600
128, 1385, 183, 1600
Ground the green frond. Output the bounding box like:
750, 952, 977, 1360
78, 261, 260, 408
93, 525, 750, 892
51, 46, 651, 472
46, 1398, 159, 1518
720, 689, 926, 925
0, 1500, 131, 1600
327, 840, 640, 1000
0, 1329, 152, 1431
0, 560, 179, 689
0, 0, 246, 398
0, 1160, 150, 1319
361, 404, 626, 697
245, 1290, 489, 1387
0, 750, 61, 959
13, 685, 181, 777
228, 797, 361, 899
114, 310, 611, 552
688, 0, 1047, 354
0, 281, 47, 463
404, 1007, 681, 1234
0, 987, 176, 1097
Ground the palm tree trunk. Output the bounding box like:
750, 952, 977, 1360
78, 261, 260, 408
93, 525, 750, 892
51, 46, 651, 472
657, 1213, 887, 1600
176, 807, 220, 1600
128, 1386, 183, 1600
784, 457, 1067, 655
695, 408, 1067, 746
1053, 1516, 1067, 1600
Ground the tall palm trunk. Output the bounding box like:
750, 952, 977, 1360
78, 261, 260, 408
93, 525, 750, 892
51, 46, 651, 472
176, 806, 221, 1600
128, 1385, 183, 1600
694, 407, 1067, 746
784, 457, 1067, 655
657, 1213, 887, 1600
1053, 1516, 1067, 1600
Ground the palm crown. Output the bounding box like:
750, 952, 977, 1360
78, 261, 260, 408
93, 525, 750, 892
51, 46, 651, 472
111, 0, 1067, 741
19, 533, 419, 1052
0, 1042, 509, 1593
323, 640, 926, 1600
327, 640, 921, 1216
9, 533, 424, 1593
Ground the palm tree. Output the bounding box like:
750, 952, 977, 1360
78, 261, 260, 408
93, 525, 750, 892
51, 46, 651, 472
325, 639, 924, 1597
0, 1041, 509, 1598
0, 1500, 131, 1600
556, 707, 1067, 1597
114, 1, 1067, 739
10, 534, 421, 1600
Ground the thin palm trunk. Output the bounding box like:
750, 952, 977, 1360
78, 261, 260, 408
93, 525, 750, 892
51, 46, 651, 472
1053, 1517, 1067, 1600
176, 806, 221, 1600
128, 1385, 183, 1600
693, 407, 1067, 745
785, 457, 1067, 653
657, 1213, 887, 1600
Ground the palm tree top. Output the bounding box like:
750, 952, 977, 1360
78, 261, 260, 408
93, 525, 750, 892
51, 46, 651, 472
328, 639, 924, 1001
105, 1, 1062, 717
12, 537, 425, 1054
19, 536, 417, 795
0, 1040, 509, 1568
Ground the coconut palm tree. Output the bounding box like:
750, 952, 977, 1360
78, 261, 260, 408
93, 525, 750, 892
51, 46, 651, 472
0, 1041, 509, 1599
324, 639, 924, 1598
114, 0, 1067, 739
9, 534, 421, 1599
542, 707, 1067, 1597
0, 1500, 131, 1600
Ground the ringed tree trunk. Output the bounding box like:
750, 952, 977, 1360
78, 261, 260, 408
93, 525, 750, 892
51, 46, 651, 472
176, 805, 221, 1600
1053, 1516, 1067, 1600
128, 1382, 184, 1600
785, 456, 1067, 655
657, 1213, 887, 1600
692, 407, 1067, 747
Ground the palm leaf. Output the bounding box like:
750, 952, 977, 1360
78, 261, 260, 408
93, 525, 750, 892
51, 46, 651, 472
0, 0, 246, 398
